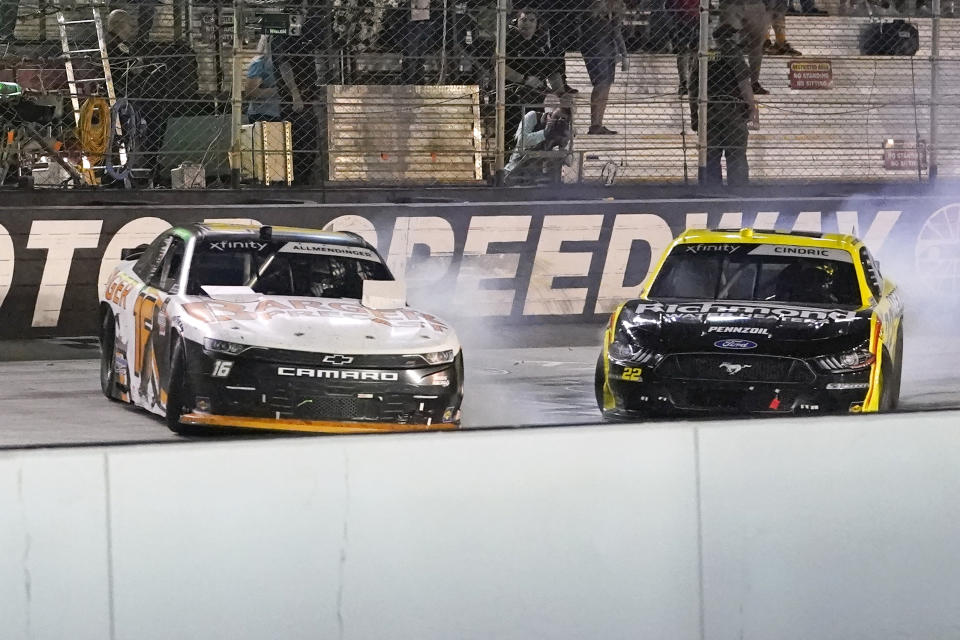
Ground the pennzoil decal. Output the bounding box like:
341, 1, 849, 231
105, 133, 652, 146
707, 326, 771, 336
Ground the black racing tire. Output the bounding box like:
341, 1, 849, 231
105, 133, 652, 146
888, 324, 904, 411
99, 309, 119, 401
594, 354, 606, 412
878, 352, 896, 413
165, 339, 198, 435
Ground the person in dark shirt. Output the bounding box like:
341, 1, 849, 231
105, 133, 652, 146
504, 7, 574, 149
667, 0, 700, 95
272, 18, 325, 186
689, 23, 758, 186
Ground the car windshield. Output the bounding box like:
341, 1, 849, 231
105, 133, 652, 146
648, 244, 862, 306
187, 239, 392, 298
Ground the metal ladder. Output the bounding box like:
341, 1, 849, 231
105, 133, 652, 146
56, 3, 116, 129
56, 2, 127, 183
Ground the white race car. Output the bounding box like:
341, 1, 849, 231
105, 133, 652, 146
99, 223, 463, 434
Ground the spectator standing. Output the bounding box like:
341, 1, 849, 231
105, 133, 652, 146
667, 0, 700, 94
580, 0, 628, 134
689, 23, 758, 186
787, 0, 827, 15
245, 35, 281, 123
0, 0, 16, 42
720, 0, 770, 94
764, 0, 802, 55
402, 0, 432, 84
105, 9, 168, 183
273, 19, 324, 186
504, 7, 573, 145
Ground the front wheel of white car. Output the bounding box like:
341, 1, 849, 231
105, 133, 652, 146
165, 340, 197, 435
99, 310, 119, 401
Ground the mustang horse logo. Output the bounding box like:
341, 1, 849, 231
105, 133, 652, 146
719, 362, 752, 375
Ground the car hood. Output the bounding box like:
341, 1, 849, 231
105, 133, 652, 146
618, 299, 872, 357
176, 295, 459, 355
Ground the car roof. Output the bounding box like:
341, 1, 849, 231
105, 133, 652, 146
675, 227, 861, 250
174, 223, 372, 248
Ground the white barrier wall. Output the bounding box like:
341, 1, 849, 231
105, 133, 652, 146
2, 411, 960, 640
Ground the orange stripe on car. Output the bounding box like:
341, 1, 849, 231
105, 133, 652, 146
179, 413, 458, 434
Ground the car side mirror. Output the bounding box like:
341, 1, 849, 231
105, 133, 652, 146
120, 244, 149, 261
362, 279, 406, 310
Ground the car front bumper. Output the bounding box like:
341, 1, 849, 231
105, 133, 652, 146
183, 340, 463, 430
603, 355, 873, 418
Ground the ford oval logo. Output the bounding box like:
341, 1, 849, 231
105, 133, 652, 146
714, 339, 758, 350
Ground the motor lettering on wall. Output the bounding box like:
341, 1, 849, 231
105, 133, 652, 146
0, 204, 926, 337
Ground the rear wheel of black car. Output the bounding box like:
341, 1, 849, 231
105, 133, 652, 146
165, 340, 198, 435
99, 309, 118, 401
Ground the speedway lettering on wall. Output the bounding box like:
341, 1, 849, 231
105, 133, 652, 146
0, 197, 956, 337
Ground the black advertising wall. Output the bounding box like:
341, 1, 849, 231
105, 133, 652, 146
0, 196, 957, 338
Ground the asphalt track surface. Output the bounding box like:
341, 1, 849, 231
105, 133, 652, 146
1, 324, 958, 448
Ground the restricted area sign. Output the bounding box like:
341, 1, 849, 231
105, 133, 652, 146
788, 60, 832, 90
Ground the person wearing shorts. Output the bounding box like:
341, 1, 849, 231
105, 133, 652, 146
580, 0, 628, 134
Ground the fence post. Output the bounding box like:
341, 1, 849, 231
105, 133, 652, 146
494, 0, 507, 184
230, 0, 244, 189
929, 0, 941, 182
696, 0, 709, 184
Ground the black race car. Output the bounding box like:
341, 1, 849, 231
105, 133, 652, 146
596, 228, 905, 418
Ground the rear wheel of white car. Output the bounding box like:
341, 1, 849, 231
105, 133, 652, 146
99, 310, 118, 401
165, 340, 197, 435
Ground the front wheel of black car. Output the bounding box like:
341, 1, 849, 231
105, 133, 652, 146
888, 324, 904, 411
165, 340, 198, 435
594, 354, 606, 412
99, 309, 118, 401
878, 353, 897, 412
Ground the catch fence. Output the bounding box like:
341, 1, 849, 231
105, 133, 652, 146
0, 0, 958, 188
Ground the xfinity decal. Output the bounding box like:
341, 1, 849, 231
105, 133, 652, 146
684, 243, 738, 253
209, 241, 268, 252
714, 339, 758, 349
637, 302, 858, 321
279, 242, 382, 263
277, 367, 399, 381
706, 326, 771, 336
748, 245, 854, 263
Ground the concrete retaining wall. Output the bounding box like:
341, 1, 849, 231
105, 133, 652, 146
3, 410, 959, 640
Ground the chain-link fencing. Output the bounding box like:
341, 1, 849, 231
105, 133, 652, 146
0, 0, 957, 187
